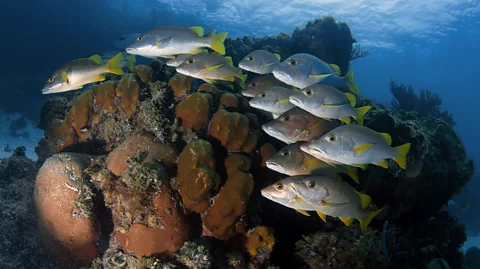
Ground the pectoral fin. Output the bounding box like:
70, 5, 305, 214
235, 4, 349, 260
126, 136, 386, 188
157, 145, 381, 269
316, 210, 327, 222
262, 61, 276, 67
61, 71, 69, 83
296, 209, 311, 216
351, 143, 373, 158
204, 64, 223, 71
309, 73, 332, 79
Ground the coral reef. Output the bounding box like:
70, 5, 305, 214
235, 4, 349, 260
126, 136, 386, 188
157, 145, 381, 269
28, 16, 473, 269
465, 247, 480, 269
389, 80, 455, 126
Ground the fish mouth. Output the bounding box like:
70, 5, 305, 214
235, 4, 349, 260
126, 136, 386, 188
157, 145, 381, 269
241, 90, 255, 98
125, 47, 137, 54
289, 96, 302, 107
260, 189, 273, 200
265, 161, 281, 170
262, 125, 283, 137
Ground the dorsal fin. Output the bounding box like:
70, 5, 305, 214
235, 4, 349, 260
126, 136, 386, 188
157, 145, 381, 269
356, 191, 371, 209
274, 53, 281, 61
379, 133, 392, 145
344, 93, 357, 107
224, 56, 233, 65
330, 64, 341, 75
189, 26, 204, 37
88, 54, 102, 64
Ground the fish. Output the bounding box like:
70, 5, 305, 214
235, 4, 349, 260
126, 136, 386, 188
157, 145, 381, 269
125, 26, 227, 59
241, 74, 287, 98
289, 84, 371, 125
302, 124, 411, 170
265, 143, 359, 183
113, 33, 142, 49
42, 53, 124, 94
175, 53, 247, 84
238, 50, 282, 74
261, 107, 341, 144
249, 86, 298, 119
166, 51, 206, 67
260, 175, 383, 230
101, 51, 136, 70
272, 53, 359, 94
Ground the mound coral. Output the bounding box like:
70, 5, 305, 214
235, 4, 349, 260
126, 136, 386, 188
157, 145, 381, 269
168, 73, 193, 100
245, 226, 276, 257
175, 92, 214, 133
34, 152, 99, 268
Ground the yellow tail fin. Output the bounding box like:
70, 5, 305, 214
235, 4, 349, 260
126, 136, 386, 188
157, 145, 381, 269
355, 106, 371, 125
394, 143, 411, 169
210, 32, 228, 55
105, 52, 124, 75
127, 55, 136, 70
343, 166, 359, 184
360, 207, 383, 231
345, 69, 359, 95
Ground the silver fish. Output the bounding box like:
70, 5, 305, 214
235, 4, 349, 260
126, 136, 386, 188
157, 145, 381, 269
42, 53, 124, 94
261, 175, 383, 230
261, 107, 341, 144
289, 84, 370, 125
249, 86, 297, 119
302, 124, 411, 170
272, 53, 359, 94
113, 33, 142, 49
265, 143, 359, 183
176, 53, 247, 84
125, 26, 227, 58
241, 74, 287, 98
239, 50, 281, 74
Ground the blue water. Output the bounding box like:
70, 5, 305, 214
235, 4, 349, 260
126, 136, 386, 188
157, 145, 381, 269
3, 0, 480, 251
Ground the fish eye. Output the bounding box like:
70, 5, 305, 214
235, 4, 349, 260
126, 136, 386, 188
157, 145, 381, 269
281, 115, 290, 121
186, 59, 194, 64
307, 181, 316, 189
47, 77, 54, 83
247, 56, 254, 61
327, 135, 336, 143
137, 35, 143, 41
304, 89, 312, 96
275, 183, 284, 190
288, 59, 297, 66
281, 150, 289, 156
250, 82, 257, 87
259, 92, 266, 97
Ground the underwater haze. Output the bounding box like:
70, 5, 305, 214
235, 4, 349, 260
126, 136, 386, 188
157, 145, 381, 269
1, 0, 480, 268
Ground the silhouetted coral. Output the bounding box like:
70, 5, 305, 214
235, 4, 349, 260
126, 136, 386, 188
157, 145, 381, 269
389, 80, 455, 126
465, 247, 480, 269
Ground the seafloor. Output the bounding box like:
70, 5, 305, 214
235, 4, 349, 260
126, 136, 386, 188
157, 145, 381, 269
0, 16, 478, 269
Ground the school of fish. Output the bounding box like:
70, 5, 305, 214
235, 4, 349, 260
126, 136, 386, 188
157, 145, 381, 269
41, 25, 412, 231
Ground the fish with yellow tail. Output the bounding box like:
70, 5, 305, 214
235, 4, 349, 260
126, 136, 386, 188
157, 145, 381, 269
242, 74, 288, 98
260, 175, 383, 231
42, 53, 124, 94
176, 53, 247, 84
272, 53, 359, 94
289, 84, 371, 125
301, 124, 411, 170
239, 50, 282, 74
261, 107, 341, 144
249, 86, 298, 119
265, 143, 359, 184
125, 26, 227, 58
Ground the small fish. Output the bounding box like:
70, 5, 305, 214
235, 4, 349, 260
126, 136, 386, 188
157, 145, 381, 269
113, 33, 142, 49
125, 26, 227, 58
176, 53, 247, 84
302, 124, 411, 170
289, 84, 371, 125
265, 143, 359, 183
239, 50, 282, 74
260, 175, 383, 230
241, 74, 287, 98
261, 107, 341, 144
101, 52, 136, 70
42, 53, 124, 94
272, 53, 359, 94
166, 51, 206, 67
249, 86, 297, 118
